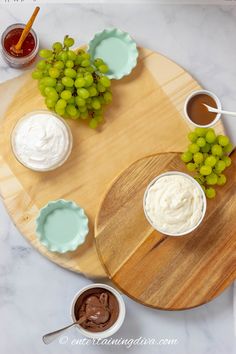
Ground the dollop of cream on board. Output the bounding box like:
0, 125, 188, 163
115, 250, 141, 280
145, 174, 204, 235
12, 112, 71, 171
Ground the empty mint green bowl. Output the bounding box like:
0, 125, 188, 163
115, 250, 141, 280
36, 200, 89, 253
88, 28, 139, 80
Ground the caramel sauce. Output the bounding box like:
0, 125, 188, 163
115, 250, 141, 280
187, 94, 217, 126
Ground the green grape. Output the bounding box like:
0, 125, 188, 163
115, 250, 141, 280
201, 143, 211, 153
205, 156, 216, 167
205, 187, 216, 199
49, 67, 60, 79
55, 82, 64, 93
98, 96, 105, 105
188, 131, 198, 142
89, 119, 98, 129
39, 49, 53, 59
98, 64, 109, 73
217, 174, 227, 186
81, 59, 90, 67
75, 55, 83, 65
194, 127, 207, 137
75, 78, 86, 88
84, 74, 93, 87
218, 135, 229, 147
200, 165, 212, 176
181, 151, 192, 163
215, 160, 226, 173
39, 84, 46, 97
221, 155, 232, 167
206, 173, 218, 185
41, 77, 56, 87
103, 91, 112, 103
94, 58, 104, 67
32, 70, 43, 80
61, 90, 72, 100
68, 98, 75, 106
77, 49, 85, 56
81, 52, 90, 60
186, 162, 196, 172
188, 143, 200, 154
193, 152, 204, 164
44, 87, 58, 101
67, 50, 77, 61
64, 68, 77, 78
196, 137, 206, 147
62, 77, 74, 87
211, 144, 223, 156
223, 143, 233, 154
45, 97, 56, 109
55, 104, 65, 116
63, 36, 75, 48
88, 86, 98, 97
54, 61, 64, 70
66, 105, 78, 117
79, 106, 87, 113
59, 52, 68, 62
56, 99, 67, 109
37, 60, 47, 70
92, 98, 101, 110
77, 88, 89, 99
97, 83, 106, 92
65, 60, 74, 68
53, 42, 63, 53
86, 65, 95, 73
75, 97, 86, 107
205, 130, 216, 144
99, 76, 111, 88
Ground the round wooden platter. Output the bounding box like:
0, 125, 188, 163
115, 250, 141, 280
0, 47, 224, 279
95, 152, 236, 310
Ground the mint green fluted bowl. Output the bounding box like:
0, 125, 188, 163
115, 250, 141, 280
36, 200, 89, 253
88, 28, 139, 80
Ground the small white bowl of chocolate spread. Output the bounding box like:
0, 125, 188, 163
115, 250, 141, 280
71, 283, 126, 338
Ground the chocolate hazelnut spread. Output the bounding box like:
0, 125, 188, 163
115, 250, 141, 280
187, 93, 217, 126
74, 288, 119, 332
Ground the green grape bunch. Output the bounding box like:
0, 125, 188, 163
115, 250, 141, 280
32, 35, 112, 129
181, 127, 233, 199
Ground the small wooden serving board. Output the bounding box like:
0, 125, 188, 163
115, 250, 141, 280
95, 152, 236, 310
0, 47, 223, 278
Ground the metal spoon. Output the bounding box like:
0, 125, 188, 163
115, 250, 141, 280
203, 103, 236, 117
42, 316, 86, 345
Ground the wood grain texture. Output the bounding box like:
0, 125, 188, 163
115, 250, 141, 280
95, 152, 236, 309
0, 47, 224, 278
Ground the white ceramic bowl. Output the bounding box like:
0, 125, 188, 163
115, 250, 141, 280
184, 89, 222, 128
71, 283, 126, 338
143, 171, 207, 237
11, 110, 73, 172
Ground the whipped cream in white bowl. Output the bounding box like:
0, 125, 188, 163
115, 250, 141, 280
11, 110, 73, 172
143, 171, 207, 236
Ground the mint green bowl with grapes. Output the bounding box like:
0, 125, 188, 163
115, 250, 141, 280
88, 28, 139, 80
36, 200, 89, 253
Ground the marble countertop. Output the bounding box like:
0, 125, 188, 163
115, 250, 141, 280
0, 3, 235, 354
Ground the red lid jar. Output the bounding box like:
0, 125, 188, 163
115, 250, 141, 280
1, 23, 39, 68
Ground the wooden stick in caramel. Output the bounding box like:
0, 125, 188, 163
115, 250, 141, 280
12, 7, 40, 54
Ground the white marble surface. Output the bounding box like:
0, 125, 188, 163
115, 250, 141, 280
0, 3, 236, 354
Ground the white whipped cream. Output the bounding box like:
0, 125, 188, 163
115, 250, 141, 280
144, 174, 204, 235
12, 112, 72, 171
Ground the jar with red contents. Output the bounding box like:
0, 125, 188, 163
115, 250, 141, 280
1, 23, 39, 68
